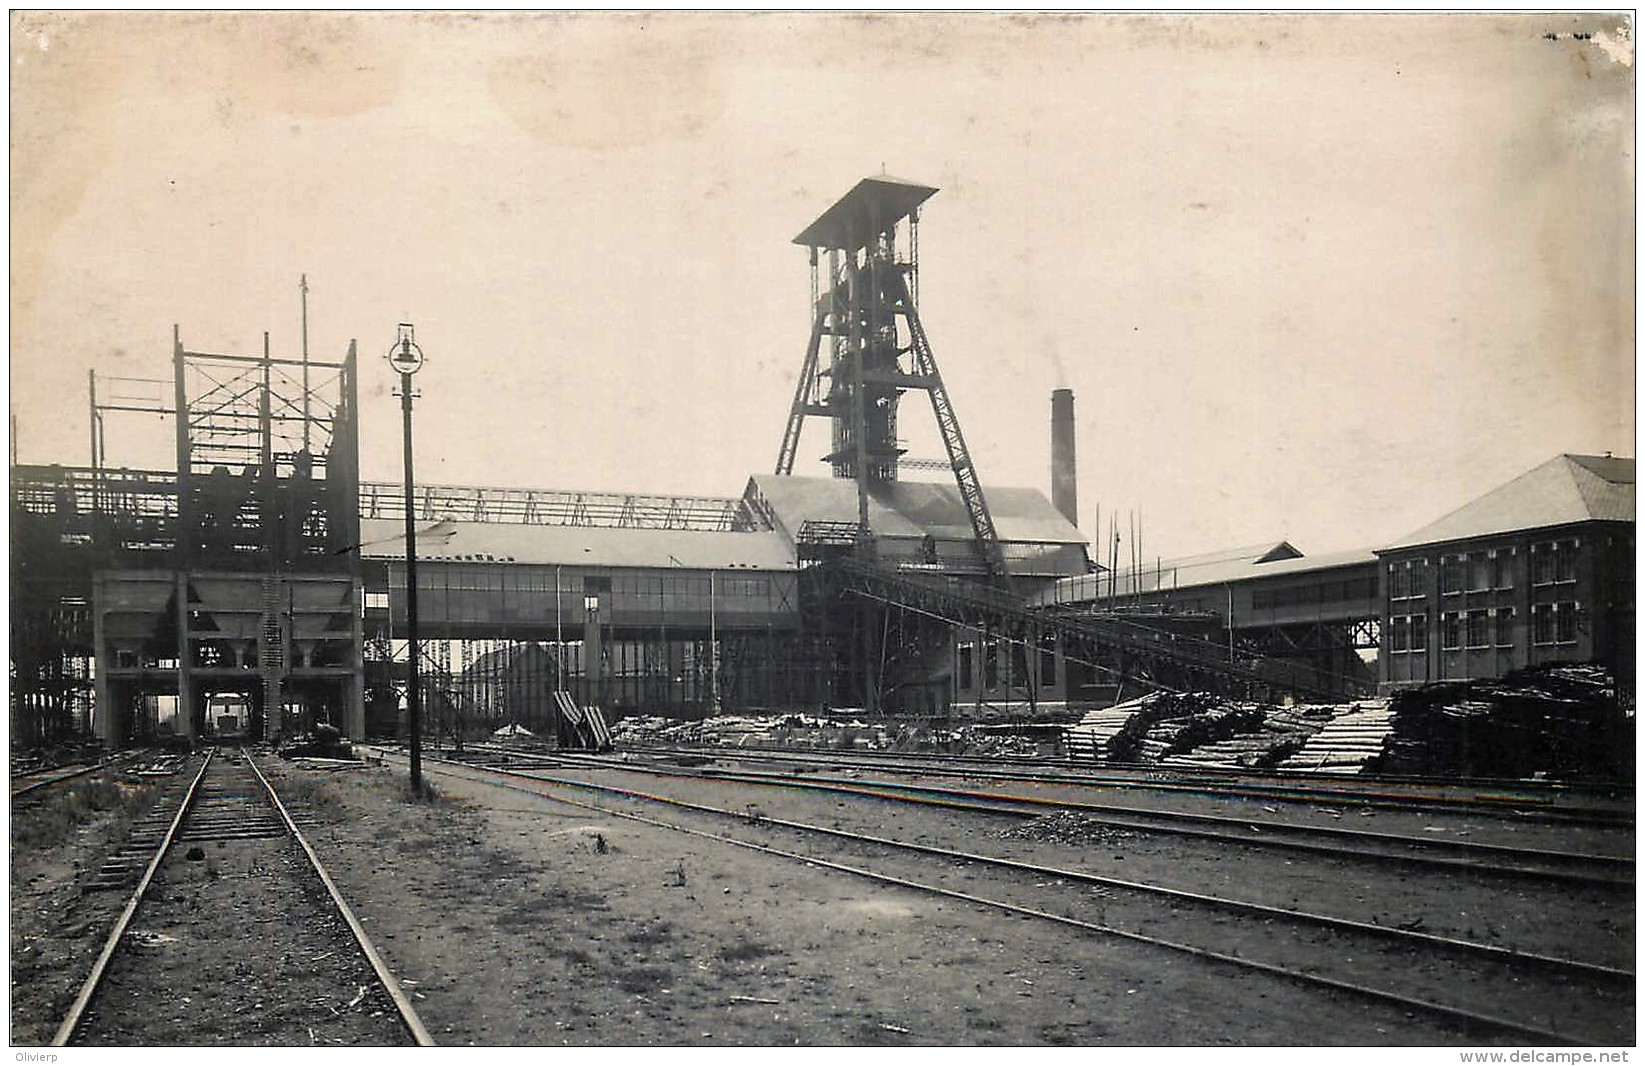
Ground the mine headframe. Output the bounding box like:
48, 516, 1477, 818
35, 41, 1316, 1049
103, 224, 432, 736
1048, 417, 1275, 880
776, 176, 1012, 590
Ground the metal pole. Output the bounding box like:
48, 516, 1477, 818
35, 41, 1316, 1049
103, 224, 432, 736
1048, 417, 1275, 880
709, 570, 719, 713
300, 274, 311, 453
400, 368, 422, 794
1227, 584, 1235, 664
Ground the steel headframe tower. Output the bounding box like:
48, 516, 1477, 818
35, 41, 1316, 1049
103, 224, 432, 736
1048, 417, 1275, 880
776, 176, 1012, 587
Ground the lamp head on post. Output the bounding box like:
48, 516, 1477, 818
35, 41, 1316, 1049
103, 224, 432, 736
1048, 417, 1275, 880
389, 323, 425, 376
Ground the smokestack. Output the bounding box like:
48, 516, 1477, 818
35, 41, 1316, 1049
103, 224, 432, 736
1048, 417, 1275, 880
1051, 388, 1078, 529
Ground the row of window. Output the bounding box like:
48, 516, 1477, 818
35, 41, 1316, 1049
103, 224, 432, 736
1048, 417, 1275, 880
1389, 602, 1582, 652
1252, 576, 1376, 611
1389, 539, 1580, 601
386, 567, 776, 601
1529, 539, 1580, 587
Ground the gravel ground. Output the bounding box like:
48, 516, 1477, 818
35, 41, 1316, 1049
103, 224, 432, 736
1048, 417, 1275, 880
658, 750, 1637, 856
70, 836, 412, 1047
439, 755, 1636, 972
10, 771, 171, 1045
13, 753, 1632, 1047
269, 755, 1593, 1046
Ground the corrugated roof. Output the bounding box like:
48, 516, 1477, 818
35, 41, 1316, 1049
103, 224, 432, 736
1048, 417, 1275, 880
1382, 454, 1635, 550
358, 519, 796, 571
1035, 545, 1377, 605
1128, 540, 1303, 573
747, 474, 1087, 546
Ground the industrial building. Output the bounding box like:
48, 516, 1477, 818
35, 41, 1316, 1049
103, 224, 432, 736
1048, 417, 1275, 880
1037, 454, 1635, 694
1376, 453, 1634, 689
8, 177, 1635, 749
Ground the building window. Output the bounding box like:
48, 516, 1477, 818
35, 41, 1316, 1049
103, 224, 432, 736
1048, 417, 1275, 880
1441, 612, 1462, 650
1492, 548, 1515, 590
1532, 603, 1555, 645
1039, 637, 1057, 688
1410, 613, 1428, 652
1555, 540, 1578, 584
1388, 564, 1409, 600
1493, 607, 1514, 647
1390, 615, 1408, 652
1441, 556, 1464, 596
1467, 553, 1490, 592
1465, 610, 1489, 648
1532, 543, 1556, 586
984, 642, 999, 688
1556, 601, 1579, 644
958, 643, 974, 689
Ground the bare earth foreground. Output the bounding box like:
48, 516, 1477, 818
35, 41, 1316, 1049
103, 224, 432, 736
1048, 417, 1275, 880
193, 758, 1500, 1047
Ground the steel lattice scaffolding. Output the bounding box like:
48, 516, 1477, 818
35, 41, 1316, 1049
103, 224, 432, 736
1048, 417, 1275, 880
776, 177, 1012, 588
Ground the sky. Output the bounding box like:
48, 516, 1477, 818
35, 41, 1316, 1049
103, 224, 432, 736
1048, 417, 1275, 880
9, 12, 1635, 564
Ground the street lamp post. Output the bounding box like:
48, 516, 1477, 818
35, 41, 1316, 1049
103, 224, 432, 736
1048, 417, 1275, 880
391, 324, 426, 794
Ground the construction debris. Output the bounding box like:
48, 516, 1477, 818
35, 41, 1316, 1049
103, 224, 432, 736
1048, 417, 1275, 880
608, 713, 1055, 758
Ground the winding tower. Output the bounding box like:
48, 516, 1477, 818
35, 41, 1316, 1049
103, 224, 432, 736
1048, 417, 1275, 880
775, 176, 1011, 587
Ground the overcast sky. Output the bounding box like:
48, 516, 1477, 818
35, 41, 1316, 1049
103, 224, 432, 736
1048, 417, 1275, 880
10, 12, 1634, 562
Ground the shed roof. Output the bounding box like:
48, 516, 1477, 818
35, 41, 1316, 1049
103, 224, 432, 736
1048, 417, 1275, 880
1034, 544, 1376, 606
747, 474, 1087, 546
1381, 454, 1635, 551
358, 518, 796, 571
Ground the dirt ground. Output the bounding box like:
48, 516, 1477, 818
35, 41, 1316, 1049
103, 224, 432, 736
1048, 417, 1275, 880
12, 754, 1630, 1047
10, 773, 164, 1044
262, 756, 1551, 1047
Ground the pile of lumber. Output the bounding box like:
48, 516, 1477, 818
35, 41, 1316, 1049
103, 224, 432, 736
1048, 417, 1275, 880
1062, 695, 1155, 761
1275, 699, 1394, 772
1370, 663, 1630, 780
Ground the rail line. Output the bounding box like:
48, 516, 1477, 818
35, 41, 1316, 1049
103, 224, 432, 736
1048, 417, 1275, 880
51, 748, 434, 1048
11, 762, 108, 801
379, 748, 1632, 1045
619, 742, 1633, 825
455, 744, 1634, 887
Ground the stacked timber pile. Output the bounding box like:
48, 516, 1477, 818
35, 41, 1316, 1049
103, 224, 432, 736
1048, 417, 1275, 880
1106, 693, 1267, 764
1275, 699, 1395, 772
1064, 693, 1382, 770
1162, 704, 1331, 770
1368, 663, 1631, 781
1061, 695, 1156, 761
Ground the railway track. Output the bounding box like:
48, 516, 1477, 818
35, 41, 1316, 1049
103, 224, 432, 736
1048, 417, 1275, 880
51, 748, 434, 1047
619, 742, 1634, 825
9, 756, 146, 802
374, 747, 1634, 1045
453, 744, 1634, 888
